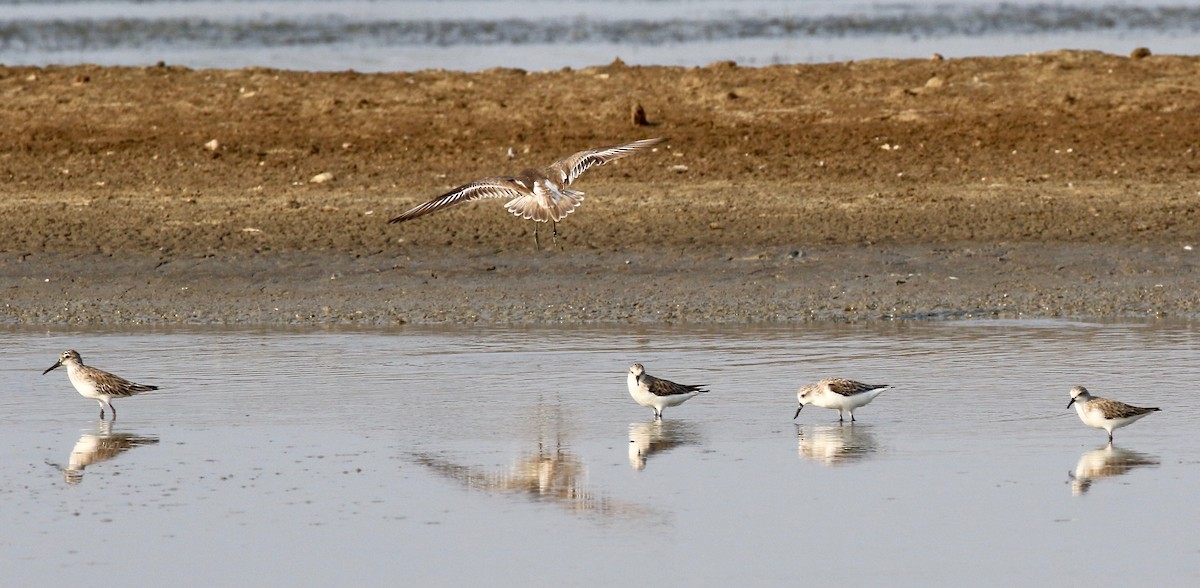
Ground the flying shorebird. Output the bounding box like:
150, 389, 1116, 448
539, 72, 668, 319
1067, 385, 1160, 442
626, 363, 708, 419
388, 137, 667, 249
43, 350, 158, 420
794, 378, 891, 422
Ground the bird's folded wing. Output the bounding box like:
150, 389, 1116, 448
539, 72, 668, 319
824, 378, 883, 397
1095, 398, 1158, 418
93, 374, 142, 397
646, 375, 704, 397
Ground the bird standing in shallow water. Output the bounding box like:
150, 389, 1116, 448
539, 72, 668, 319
388, 137, 667, 249
627, 363, 708, 419
794, 378, 890, 422
1067, 385, 1159, 442
43, 350, 158, 420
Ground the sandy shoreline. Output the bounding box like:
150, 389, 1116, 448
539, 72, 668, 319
3, 52, 1200, 325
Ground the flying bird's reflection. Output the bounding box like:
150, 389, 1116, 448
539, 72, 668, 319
411, 400, 654, 519
55, 421, 159, 485
796, 423, 880, 467
628, 419, 701, 471
1069, 443, 1159, 496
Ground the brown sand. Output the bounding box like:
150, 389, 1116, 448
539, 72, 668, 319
2, 51, 1199, 325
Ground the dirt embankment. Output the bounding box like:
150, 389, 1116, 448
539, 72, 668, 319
2, 51, 1199, 324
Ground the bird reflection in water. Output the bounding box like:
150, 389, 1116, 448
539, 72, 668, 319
54, 421, 159, 485
795, 423, 880, 467
411, 401, 652, 519
628, 419, 701, 471
1069, 443, 1159, 496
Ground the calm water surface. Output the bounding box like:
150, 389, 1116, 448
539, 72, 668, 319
2, 321, 1199, 585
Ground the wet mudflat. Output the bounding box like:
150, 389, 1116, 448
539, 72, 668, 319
6, 54, 1200, 328
2, 321, 1197, 585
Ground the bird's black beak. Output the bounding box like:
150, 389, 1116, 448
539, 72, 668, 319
1067, 398, 1075, 409
43, 361, 62, 375
793, 405, 803, 419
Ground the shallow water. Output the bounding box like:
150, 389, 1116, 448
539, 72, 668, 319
2, 321, 1199, 585
2, 0, 1199, 71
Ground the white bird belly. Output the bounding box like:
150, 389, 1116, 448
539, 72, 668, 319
66, 367, 104, 400
812, 389, 885, 411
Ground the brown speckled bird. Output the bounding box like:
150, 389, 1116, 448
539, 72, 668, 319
43, 350, 158, 420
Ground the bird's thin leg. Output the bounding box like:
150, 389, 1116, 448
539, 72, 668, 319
552, 222, 561, 250
534, 224, 542, 250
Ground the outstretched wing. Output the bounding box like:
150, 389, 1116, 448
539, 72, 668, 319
823, 378, 888, 397
547, 137, 666, 186
388, 177, 530, 224
645, 374, 707, 397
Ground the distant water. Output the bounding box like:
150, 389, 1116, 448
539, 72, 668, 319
1, 0, 1199, 71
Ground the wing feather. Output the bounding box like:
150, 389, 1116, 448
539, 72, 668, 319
548, 137, 666, 186
388, 177, 529, 224
1092, 398, 1160, 419
823, 378, 888, 397
92, 370, 158, 397
645, 374, 708, 397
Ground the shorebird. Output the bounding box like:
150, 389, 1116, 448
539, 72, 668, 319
43, 350, 158, 420
794, 378, 890, 422
1067, 385, 1160, 442
627, 363, 708, 419
388, 137, 667, 249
